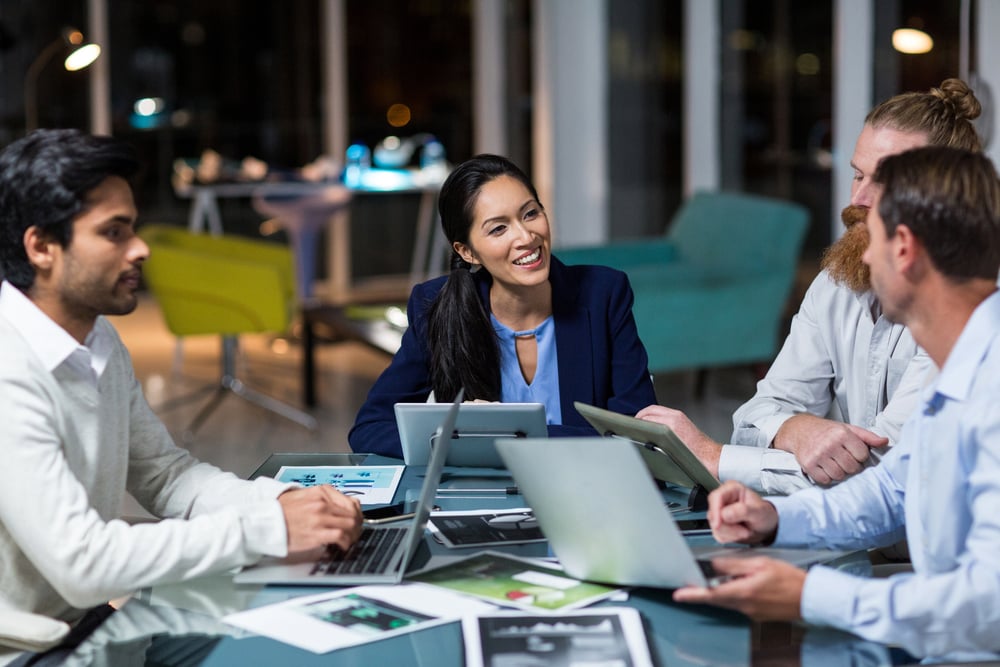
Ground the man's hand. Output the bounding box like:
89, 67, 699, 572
706, 481, 778, 545
277, 486, 362, 554
673, 556, 805, 621
635, 405, 722, 478
773, 414, 888, 485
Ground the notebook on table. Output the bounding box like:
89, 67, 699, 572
234, 390, 463, 586
395, 402, 546, 468
495, 437, 850, 590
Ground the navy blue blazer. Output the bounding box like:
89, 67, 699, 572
348, 256, 657, 457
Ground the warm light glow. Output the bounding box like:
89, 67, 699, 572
728, 29, 757, 51
64, 43, 101, 71
892, 28, 933, 54
171, 109, 192, 127
386, 103, 411, 128
66, 30, 84, 45
796, 53, 820, 76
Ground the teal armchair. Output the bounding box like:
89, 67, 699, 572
557, 190, 809, 378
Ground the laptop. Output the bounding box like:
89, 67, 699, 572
495, 437, 850, 590
234, 391, 463, 586
395, 402, 546, 468
574, 401, 720, 493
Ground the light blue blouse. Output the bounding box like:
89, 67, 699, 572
491, 314, 562, 424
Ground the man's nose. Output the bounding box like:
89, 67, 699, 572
852, 179, 874, 207
130, 235, 150, 262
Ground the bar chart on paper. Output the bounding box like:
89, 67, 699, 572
274, 465, 404, 504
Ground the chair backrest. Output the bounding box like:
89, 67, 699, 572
666, 190, 809, 275
140, 224, 296, 337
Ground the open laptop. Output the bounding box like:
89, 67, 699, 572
395, 402, 546, 468
495, 437, 850, 589
234, 391, 462, 586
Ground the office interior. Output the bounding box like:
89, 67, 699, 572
3, 0, 998, 482
4, 1, 1000, 663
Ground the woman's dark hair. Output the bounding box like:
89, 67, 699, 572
0, 129, 139, 289
425, 154, 541, 402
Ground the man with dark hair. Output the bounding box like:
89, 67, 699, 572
0, 130, 361, 629
673, 146, 1000, 661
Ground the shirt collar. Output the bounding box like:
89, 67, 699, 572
847, 284, 881, 322
928, 289, 1000, 404
0, 280, 112, 381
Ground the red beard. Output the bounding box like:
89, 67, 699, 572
821, 205, 871, 292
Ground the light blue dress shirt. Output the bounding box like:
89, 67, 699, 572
492, 314, 562, 425
769, 290, 1000, 660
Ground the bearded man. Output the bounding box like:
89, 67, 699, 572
636, 78, 983, 494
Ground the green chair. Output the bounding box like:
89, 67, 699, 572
139, 224, 317, 439
557, 190, 809, 385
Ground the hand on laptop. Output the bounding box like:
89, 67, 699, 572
672, 555, 805, 621
773, 414, 888, 485
706, 481, 778, 545
278, 486, 363, 554
634, 405, 722, 478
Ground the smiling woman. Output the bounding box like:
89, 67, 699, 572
348, 154, 658, 458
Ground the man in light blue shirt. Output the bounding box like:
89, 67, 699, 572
672, 145, 1000, 661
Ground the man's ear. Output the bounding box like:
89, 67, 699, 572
893, 223, 928, 279
23, 226, 57, 273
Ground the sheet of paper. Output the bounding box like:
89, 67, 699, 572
222, 583, 495, 654
409, 551, 624, 613
462, 607, 654, 667
274, 465, 404, 505
428, 508, 546, 548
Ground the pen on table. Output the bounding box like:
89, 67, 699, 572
436, 486, 520, 494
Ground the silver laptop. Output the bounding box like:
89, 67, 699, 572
495, 437, 849, 589
395, 402, 546, 467
234, 391, 462, 586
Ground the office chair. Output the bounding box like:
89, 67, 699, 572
558, 190, 809, 395
139, 224, 317, 440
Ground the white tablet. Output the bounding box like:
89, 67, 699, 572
394, 402, 547, 467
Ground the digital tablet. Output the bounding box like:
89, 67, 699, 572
573, 401, 720, 492
394, 402, 547, 467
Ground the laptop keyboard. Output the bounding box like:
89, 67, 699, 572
311, 526, 407, 576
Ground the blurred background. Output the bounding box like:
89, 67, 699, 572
2, 0, 995, 270
1, 0, 998, 467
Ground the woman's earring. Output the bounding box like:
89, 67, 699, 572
469, 263, 481, 274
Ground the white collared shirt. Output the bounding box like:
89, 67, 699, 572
0, 281, 111, 390
721, 271, 934, 494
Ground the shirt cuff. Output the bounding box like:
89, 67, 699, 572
239, 500, 289, 558
249, 476, 300, 501
719, 446, 803, 493
801, 565, 863, 631
718, 445, 767, 487
755, 413, 792, 445
768, 494, 819, 547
